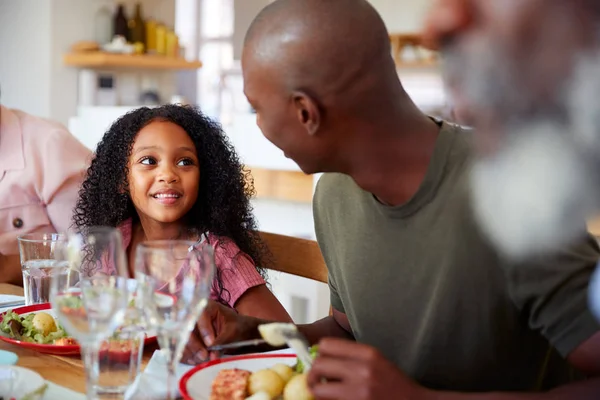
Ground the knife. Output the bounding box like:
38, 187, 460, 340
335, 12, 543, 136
0, 300, 25, 309
206, 338, 267, 352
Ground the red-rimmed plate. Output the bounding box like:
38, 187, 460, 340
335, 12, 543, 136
0, 303, 157, 356
180, 353, 297, 400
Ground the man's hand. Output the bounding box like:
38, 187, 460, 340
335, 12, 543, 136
307, 338, 430, 400
182, 300, 260, 364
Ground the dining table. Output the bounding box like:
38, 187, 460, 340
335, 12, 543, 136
0, 283, 159, 394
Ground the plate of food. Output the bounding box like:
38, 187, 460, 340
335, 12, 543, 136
179, 346, 318, 400
0, 303, 157, 356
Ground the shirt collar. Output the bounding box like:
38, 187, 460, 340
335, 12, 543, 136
0, 105, 25, 177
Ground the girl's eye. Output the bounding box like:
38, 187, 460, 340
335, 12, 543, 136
178, 158, 195, 166
140, 157, 157, 165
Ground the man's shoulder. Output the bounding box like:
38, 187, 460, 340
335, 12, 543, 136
12, 109, 91, 156
314, 173, 358, 202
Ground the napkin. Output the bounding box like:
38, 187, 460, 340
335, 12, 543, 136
125, 349, 194, 400
45, 381, 85, 400
126, 348, 296, 399
0, 295, 25, 313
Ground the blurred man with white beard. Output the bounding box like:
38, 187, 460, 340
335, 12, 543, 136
423, 1, 600, 260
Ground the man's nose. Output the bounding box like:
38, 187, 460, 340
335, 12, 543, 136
421, 0, 473, 51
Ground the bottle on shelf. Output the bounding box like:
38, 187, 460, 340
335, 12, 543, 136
145, 19, 157, 54
166, 28, 179, 58
155, 24, 167, 55
113, 4, 129, 41
94, 7, 113, 45
129, 3, 146, 52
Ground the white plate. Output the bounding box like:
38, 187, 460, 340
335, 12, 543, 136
0, 366, 46, 399
180, 354, 298, 400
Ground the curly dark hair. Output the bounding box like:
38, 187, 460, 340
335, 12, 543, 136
73, 104, 269, 304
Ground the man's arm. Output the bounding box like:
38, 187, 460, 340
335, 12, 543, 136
299, 308, 354, 344
0, 253, 22, 285
39, 129, 91, 234
429, 332, 600, 399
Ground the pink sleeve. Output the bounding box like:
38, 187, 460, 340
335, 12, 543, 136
37, 128, 91, 234
209, 237, 266, 308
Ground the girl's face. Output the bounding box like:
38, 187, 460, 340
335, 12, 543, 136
127, 121, 200, 226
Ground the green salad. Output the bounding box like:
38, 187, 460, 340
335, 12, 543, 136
0, 310, 68, 344
294, 345, 319, 373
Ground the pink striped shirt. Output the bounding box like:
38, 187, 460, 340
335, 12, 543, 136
110, 219, 265, 308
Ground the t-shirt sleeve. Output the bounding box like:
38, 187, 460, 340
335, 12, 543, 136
313, 174, 345, 314
328, 272, 345, 313
504, 233, 600, 357
211, 238, 266, 308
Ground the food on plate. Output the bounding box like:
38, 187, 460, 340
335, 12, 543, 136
210, 368, 252, 400
294, 345, 318, 374
283, 374, 313, 400
245, 392, 271, 400
271, 363, 294, 382
258, 323, 297, 347
248, 369, 285, 398
31, 312, 57, 335
209, 346, 319, 400
0, 310, 72, 345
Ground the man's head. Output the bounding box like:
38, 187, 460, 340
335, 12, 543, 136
423, 0, 600, 258
242, 0, 401, 174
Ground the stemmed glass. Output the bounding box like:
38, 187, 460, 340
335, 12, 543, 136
135, 240, 215, 400
51, 226, 130, 400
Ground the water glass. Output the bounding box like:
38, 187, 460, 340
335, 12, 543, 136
17, 233, 66, 305
135, 240, 214, 400
51, 226, 129, 400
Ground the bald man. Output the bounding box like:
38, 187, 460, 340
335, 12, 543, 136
423, 1, 600, 262
186, 1, 600, 398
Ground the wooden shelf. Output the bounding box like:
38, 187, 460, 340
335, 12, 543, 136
248, 168, 314, 203
63, 52, 202, 70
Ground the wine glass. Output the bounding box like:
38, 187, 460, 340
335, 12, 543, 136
51, 226, 130, 400
135, 240, 215, 400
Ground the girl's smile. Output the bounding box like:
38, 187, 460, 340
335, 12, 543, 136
128, 120, 200, 227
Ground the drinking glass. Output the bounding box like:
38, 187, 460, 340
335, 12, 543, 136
51, 226, 130, 400
17, 233, 66, 305
96, 280, 146, 395
135, 240, 214, 400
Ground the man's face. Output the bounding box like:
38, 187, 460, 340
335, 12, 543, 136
242, 52, 325, 174
424, 0, 600, 258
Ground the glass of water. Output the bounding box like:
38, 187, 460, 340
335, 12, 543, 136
17, 233, 66, 305
51, 226, 129, 400
135, 240, 214, 400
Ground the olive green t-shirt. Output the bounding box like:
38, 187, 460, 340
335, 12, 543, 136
313, 122, 600, 391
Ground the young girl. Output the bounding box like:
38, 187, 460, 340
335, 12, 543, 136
73, 104, 291, 321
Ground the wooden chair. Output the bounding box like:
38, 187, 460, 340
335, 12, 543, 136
259, 231, 328, 284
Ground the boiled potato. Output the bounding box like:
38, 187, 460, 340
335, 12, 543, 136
283, 374, 314, 400
271, 363, 294, 383
245, 391, 271, 400
32, 312, 57, 335
248, 369, 285, 398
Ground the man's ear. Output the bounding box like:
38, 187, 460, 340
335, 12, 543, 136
293, 91, 321, 136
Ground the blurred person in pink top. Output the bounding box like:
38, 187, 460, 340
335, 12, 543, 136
72, 105, 291, 343
0, 101, 91, 285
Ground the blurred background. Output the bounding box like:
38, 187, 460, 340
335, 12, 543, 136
0, 0, 445, 323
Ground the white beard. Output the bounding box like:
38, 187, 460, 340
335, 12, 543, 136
447, 43, 600, 260
463, 46, 600, 320
470, 124, 599, 260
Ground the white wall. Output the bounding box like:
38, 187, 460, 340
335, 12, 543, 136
368, 0, 435, 33
0, 0, 176, 125
0, 0, 52, 118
